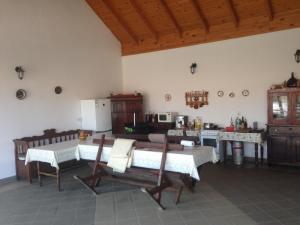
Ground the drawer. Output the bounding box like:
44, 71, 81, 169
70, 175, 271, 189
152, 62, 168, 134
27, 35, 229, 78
269, 126, 300, 135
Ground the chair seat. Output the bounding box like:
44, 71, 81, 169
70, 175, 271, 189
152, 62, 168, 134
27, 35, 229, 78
18, 153, 26, 161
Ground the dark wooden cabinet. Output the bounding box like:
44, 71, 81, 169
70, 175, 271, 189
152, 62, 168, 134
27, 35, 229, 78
110, 94, 143, 134
267, 88, 300, 166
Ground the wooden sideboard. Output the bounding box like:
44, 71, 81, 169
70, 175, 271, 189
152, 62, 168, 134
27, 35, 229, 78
267, 88, 300, 166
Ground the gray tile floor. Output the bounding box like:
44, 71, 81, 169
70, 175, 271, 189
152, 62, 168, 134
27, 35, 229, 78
1, 164, 300, 225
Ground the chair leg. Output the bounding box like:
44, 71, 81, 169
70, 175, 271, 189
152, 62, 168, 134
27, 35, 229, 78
37, 162, 42, 187
27, 163, 32, 184
95, 178, 101, 187
15, 161, 20, 181
175, 186, 183, 204
57, 169, 61, 192
155, 192, 162, 203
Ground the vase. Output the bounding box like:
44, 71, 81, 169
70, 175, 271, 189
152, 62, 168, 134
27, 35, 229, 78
287, 72, 297, 88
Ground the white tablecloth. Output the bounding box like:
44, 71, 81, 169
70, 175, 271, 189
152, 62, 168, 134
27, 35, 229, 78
218, 132, 264, 144
25, 140, 80, 169
25, 140, 218, 180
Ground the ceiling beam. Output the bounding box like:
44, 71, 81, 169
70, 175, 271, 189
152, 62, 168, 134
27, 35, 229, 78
226, 0, 239, 27
160, 0, 183, 37
129, 0, 159, 41
265, 0, 274, 21
102, 0, 139, 44
190, 0, 209, 33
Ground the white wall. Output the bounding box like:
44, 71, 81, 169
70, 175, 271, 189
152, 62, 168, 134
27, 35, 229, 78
122, 28, 300, 158
0, 0, 122, 179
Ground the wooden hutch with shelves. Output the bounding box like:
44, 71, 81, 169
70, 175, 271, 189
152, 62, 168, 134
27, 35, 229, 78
267, 88, 300, 166
109, 94, 143, 134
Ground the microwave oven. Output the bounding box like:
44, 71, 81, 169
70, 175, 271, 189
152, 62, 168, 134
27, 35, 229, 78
157, 112, 176, 123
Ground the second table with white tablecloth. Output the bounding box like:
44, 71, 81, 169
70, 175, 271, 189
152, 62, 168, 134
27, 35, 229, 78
218, 131, 265, 165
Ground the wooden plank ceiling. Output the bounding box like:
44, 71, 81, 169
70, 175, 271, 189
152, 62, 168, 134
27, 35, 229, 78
86, 0, 300, 55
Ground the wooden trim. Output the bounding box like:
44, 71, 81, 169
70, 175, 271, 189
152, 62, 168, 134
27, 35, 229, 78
190, 0, 209, 33
226, 0, 239, 27
129, 0, 159, 41
265, 0, 274, 21
160, 0, 183, 37
102, 0, 139, 44
85, 0, 123, 43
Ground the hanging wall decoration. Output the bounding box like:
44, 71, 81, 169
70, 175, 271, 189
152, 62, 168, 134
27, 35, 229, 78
217, 90, 224, 97
164, 93, 172, 102
242, 89, 249, 96
54, 86, 62, 94
16, 89, 27, 100
185, 91, 208, 109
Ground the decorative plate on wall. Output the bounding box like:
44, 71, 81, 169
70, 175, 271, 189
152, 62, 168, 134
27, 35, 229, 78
164, 93, 172, 102
217, 91, 224, 97
16, 89, 26, 100
229, 92, 235, 98
54, 86, 62, 94
242, 89, 249, 96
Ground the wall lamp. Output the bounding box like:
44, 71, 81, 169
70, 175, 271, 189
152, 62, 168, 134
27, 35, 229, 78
295, 49, 300, 63
15, 66, 24, 80
190, 63, 197, 74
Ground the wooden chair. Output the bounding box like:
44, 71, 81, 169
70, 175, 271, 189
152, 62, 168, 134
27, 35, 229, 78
74, 134, 191, 209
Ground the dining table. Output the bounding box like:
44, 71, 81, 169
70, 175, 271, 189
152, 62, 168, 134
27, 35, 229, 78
25, 138, 218, 190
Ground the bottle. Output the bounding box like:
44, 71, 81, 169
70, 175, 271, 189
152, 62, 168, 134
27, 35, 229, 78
230, 117, 234, 127
235, 117, 239, 130
241, 116, 245, 129
287, 72, 297, 88
194, 117, 202, 130
244, 118, 248, 129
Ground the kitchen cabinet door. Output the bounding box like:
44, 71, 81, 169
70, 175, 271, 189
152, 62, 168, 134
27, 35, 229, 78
291, 92, 300, 125
291, 137, 300, 163
111, 112, 127, 134
267, 136, 289, 164
268, 93, 290, 125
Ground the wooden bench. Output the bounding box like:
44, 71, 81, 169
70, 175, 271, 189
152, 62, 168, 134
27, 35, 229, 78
74, 134, 196, 210
13, 129, 92, 183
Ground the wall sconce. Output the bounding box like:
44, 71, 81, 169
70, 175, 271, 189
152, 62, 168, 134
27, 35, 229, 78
295, 49, 300, 63
15, 66, 24, 80
190, 63, 197, 74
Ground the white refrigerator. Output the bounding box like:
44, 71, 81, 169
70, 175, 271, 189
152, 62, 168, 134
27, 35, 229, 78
80, 99, 112, 135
